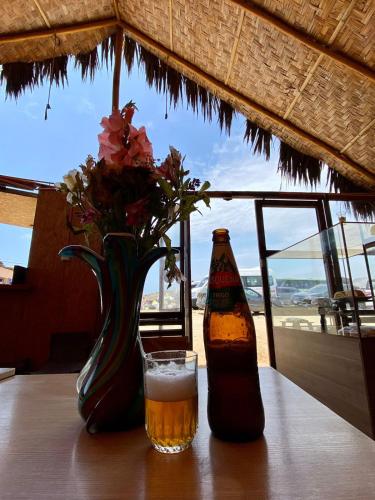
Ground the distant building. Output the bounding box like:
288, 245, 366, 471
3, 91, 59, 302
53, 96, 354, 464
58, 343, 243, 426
0, 262, 13, 284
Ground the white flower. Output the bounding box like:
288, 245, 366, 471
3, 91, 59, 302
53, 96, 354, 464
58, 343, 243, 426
168, 203, 179, 219
63, 169, 79, 191
66, 192, 74, 204
164, 265, 186, 284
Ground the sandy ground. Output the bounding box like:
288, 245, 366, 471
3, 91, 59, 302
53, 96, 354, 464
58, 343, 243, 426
192, 310, 270, 367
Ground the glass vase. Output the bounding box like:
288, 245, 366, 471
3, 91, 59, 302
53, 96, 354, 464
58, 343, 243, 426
59, 233, 172, 433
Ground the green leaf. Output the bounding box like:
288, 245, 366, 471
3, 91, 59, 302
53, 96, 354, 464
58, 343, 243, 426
157, 178, 174, 198
199, 181, 210, 192
162, 234, 172, 251
202, 195, 211, 207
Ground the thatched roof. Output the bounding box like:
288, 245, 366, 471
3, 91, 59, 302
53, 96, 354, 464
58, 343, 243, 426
0, 1, 374, 214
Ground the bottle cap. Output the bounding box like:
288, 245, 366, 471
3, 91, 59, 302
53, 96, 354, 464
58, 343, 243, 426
212, 228, 230, 241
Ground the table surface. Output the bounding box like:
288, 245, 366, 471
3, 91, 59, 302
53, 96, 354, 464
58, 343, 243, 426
0, 368, 374, 500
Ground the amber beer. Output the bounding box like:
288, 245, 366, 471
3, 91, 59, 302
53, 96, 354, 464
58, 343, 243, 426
143, 351, 198, 453
203, 228, 265, 441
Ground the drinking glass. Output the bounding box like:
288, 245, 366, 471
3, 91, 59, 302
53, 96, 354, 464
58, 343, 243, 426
143, 350, 198, 453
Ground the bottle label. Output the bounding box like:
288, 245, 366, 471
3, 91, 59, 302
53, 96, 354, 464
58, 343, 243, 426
208, 271, 246, 311
210, 271, 241, 288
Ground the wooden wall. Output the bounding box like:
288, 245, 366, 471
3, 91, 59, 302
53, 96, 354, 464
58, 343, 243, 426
361, 337, 375, 437
0, 189, 189, 371
274, 327, 373, 438
0, 189, 101, 370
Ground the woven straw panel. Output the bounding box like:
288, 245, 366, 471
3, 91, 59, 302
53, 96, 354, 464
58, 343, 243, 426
35, 0, 113, 26
247, 0, 350, 41
0, 38, 57, 64
0, 27, 115, 63
229, 11, 317, 117
118, 0, 170, 50
171, 0, 239, 82
120, 0, 240, 83
1, 1, 44, 33
0, 0, 115, 63
345, 127, 375, 175
329, 0, 375, 69
0, 192, 36, 228
247, 0, 374, 68
57, 27, 115, 56
125, 28, 374, 189
0, 0, 112, 32
288, 58, 375, 167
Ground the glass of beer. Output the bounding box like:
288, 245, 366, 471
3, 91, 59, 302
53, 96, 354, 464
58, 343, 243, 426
143, 350, 198, 453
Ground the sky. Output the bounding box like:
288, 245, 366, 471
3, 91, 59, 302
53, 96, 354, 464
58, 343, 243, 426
0, 60, 357, 290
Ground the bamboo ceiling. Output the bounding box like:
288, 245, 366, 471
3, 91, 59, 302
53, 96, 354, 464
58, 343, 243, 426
0, 0, 374, 204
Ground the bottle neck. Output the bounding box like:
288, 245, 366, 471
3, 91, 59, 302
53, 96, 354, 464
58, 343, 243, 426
212, 228, 230, 244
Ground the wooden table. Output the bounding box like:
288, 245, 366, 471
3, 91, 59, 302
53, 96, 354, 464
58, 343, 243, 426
0, 368, 374, 499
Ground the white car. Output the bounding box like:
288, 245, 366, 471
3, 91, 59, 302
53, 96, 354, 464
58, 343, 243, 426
196, 282, 264, 313
191, 276, 208, 309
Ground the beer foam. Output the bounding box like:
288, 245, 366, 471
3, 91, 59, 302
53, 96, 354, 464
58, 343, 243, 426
145, 363, 197, 402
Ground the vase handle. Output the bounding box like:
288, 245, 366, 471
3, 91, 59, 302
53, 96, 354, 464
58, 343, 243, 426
139, 246, 179, 275
59, 245, 108, 314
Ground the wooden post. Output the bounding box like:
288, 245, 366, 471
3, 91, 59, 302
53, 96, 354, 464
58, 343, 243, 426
112, 28, 124, 111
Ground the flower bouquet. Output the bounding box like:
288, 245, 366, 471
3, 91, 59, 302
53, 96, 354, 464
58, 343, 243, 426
57, 101, 210, 283
56, 103, 210, 433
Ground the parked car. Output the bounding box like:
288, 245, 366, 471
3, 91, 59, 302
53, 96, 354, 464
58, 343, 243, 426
196, 283, 264, 313
363, 280, 375, 299
191, 276, 208, 309
273, 286, 300, 306
291, 284, 329, 306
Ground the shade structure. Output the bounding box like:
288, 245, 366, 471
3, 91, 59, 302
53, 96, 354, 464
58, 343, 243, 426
0, 191, 36, 228
0, 176, 51, 227
0, 1, 374, 195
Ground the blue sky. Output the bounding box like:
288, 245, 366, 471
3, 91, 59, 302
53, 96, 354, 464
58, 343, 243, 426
0, 61, 354, 289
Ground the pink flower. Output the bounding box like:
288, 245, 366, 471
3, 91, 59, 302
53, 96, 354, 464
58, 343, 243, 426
157, 147, 182, 185
125, 197, 150, 226
127, 125, 153, 164
100, 109, 124, 133
107, 125, 153, 168
98, 109, 125, 165
98, 131, 122, 163
123, 106, 135, 126
80, 207, 97, 225
98, 107, 153, 169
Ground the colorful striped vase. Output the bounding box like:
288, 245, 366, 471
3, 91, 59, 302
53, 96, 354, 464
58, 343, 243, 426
59, 233, 173, 433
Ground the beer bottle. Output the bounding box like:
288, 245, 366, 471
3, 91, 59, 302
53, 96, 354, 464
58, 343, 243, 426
203, 228, 265, 441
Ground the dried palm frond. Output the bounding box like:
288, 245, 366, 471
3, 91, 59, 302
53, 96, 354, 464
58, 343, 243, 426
101, 33, 116, 68
217, 100, 235, 135
1, 62, 36, 98
327, 168, 375, 220
123, 35, 137, 72
75, 47, 99, 81
244, 119, 272, 160
278, 141, 322, 187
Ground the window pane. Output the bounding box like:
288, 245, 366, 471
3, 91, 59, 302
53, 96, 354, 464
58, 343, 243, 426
263, 207, 319, 250
190, 199, 269, 367
0, 224, 32, 284
141, 227, 181, 312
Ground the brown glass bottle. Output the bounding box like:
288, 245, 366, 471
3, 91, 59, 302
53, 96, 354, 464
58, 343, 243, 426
203, 228, 265, 441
